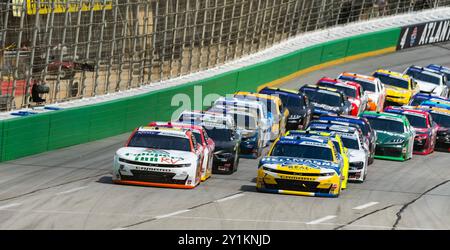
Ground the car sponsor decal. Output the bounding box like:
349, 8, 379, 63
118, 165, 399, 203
125, 150, 185, 164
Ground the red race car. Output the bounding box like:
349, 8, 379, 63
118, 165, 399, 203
316, 77, 368, 116
148, 122, 215, 181
384, 106, 439, 155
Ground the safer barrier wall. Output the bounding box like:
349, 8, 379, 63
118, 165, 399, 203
0, 28, 401, 162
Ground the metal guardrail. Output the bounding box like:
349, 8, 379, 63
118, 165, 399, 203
1, 0, 450, 112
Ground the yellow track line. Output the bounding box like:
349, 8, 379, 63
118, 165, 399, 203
257, 46, 397, 91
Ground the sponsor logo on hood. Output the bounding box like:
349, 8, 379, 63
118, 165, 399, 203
124, 149, 186, 164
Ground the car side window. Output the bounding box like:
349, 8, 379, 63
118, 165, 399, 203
191, 134, 198, 151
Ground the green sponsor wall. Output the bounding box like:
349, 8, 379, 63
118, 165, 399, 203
0, 28, 401, 162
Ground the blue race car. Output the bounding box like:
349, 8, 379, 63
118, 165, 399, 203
420, 100, 450, 110
316, 114, 376, 164
409, 93, 449, 106
259, 87, 313, 131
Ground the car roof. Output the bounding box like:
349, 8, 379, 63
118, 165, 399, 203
318, 77, 358, 90
278, 136, 332, 148
384, 106, 428, 117
234, 91, 279, 102
137, 126, 190, 137
374, 69, 411, 81
407, 65, 445, 77
260, 87, 303, 98
309, 122, 358, 132
318, 114, 368, 125
148, 121, 204, 132
362, 111, 406, 122
427, 64, 450, 74
340, 72, 377, 83
300, 84, 344, 97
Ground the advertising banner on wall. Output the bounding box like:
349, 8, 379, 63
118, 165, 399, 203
12, 0, 113, 17
397, 19, 450, 50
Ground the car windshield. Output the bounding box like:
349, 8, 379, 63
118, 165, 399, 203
231, 113, 257, 130
282, 95, 305, 110
341, 137, 360, 150
205, 128, 234, 142
318, 82, 357, 97
128, 132, 191, 151
365, 117, 405, 133
235, 95, 277, 116
410, 97, 428, 106
405, 114, 428, 128
373, 73, 409, 89
406, 69, 440, 85
271, 143, 333, 161
303, 89, 343, 106
430, 113, 450, 127
339, 76, 376, 92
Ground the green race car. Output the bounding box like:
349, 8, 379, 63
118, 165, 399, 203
361, 111, 415, 161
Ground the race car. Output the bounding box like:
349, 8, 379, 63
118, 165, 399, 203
285, 130, 349, 189
208, 106, 264, 158
419, 100, 450, 110
234, 92, 289, 140
259, 87, 313, 131
316, 77, 368, 116
372, 69, 420, 106
338, 72, 386, 111
113, 126, 204, 189
384, 107, 438, 155
408, 93, 449, 106
361, 111, 415, 161
211, 97, 271, 146
177, 110, 236, 130
404, 65, 449, 97
148, 122, 215, 181
426, 64, 450, 96
316, 114, 376, 165
306, 123, 369, 182
299, 84, 352, 118
256, 136, 344, 197
428, 108, 450, 152
178, 114, 242, 174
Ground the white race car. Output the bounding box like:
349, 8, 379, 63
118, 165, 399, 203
339, 131, 369, 183
404, 66, 449, 97
338, 72, 387, 112
113, 126, 203, 189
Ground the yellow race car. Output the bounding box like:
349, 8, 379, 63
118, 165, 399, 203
285, 130, 349, 190
256, 135, 344, 197
234, 91, 289, 140
372, 69, 420, 106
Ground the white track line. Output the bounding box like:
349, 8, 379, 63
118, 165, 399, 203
112, 227, 127, 230
215, 193, 245, 203
306, 215, 337, 225
56, 186, 88, 195
154, 209, 191, 220
353, 202, 379, 210
0, 203, 21, 210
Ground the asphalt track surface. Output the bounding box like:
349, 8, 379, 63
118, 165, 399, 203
1, 43, 450, 230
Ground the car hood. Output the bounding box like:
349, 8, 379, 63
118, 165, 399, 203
385, 86, 410, 96
415, 80, 439, 93
116, 147, 196, 165
260, 156, 340, 174
311, 102, 341, 113
375, 130, 407, 144
214, 140, 238, 151
348, 149, 367, 162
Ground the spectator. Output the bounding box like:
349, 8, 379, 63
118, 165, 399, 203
375, 0, 387, 16
31, 81, 47, 103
